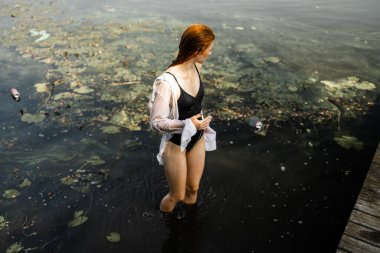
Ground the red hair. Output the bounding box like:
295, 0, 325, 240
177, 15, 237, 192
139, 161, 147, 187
170, 24, 215, 67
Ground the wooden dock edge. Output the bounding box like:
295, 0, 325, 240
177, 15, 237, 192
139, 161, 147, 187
337, 143, 380, 253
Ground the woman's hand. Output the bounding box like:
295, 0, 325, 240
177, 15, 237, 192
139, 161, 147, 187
191, 114, 212, 130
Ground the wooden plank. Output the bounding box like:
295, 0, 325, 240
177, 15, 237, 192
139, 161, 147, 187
355, 198, 380, 218
354, 188, 380, 218
350, 209, 380, 231
338, 234, 380, 253
337, 143, 380, 252
344, 221, 380, 247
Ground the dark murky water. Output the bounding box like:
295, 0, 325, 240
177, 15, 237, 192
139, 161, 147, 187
1, 0, 380, 252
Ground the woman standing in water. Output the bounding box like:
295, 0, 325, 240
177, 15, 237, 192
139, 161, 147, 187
149, 24, 216, 219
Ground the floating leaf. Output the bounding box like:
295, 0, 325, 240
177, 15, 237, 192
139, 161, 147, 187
19, 179, 31, 188
68, 210, 88, 227
6, 242, 23, 253
2, 189, 21, 199
106, 232, 121, 242
21, 113, 45, 123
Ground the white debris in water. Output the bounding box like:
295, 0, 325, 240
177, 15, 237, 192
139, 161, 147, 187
29, 29, 50, 42
280, 166, 286, 172
235, 26, 244, 30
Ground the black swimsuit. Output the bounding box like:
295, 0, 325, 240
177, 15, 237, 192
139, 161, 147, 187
166, 65, 204, 151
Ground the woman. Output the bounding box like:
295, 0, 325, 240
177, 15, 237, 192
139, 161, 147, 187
149, 24, 216, 219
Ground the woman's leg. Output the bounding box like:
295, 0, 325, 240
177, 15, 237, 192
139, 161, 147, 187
160, 141, 187, 212
184, 137, 206, 204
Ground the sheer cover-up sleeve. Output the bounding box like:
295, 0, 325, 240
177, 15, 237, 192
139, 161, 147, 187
149, 78, 184, 133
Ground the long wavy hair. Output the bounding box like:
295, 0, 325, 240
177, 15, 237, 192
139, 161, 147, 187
170, 24, 215, 67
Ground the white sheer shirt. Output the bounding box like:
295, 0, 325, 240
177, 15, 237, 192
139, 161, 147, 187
149, 72, 216, 165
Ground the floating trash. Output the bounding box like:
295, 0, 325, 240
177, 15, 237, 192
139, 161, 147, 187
5, 242, 24, 253
68, 210, 88, 227
2, 189, 21, 199
10, 88, 20, 101
106, 232, 121, 242
19, 178, 32, 188
29, 28, 50, 42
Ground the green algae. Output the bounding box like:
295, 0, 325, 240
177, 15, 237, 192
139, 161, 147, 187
19, 178, 31, 188
101, 125, 121, 134
2, 189, 21, 199
34, 82, 49, 93
21, 113, 45, 123
0, 216, 7, 230
0, 0, 378, 142
5, 242, 24, 253
86, 155, 106, 165
68, 210, 88, 227
334, 135, 364, 151
106, 232, 121, 242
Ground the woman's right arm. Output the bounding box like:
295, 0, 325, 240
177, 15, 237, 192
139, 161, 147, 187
149, 80, 184, 133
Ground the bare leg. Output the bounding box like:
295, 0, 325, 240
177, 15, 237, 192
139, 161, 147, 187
184, 137, 206, 204
160, 141, 187, 212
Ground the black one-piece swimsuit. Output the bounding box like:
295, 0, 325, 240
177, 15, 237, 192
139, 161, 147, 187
166, 65, 204, 151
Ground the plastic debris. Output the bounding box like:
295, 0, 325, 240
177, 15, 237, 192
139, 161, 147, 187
29, 28, 50, 42
10, 88, 20, 101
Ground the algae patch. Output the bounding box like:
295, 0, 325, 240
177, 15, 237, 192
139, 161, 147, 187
2, 189, 21, 199
68, 210, 88, 227
106, 232, 121, 242
21, 113, 45, 123
334, 135, 364, 151
5, 242, 24, 253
